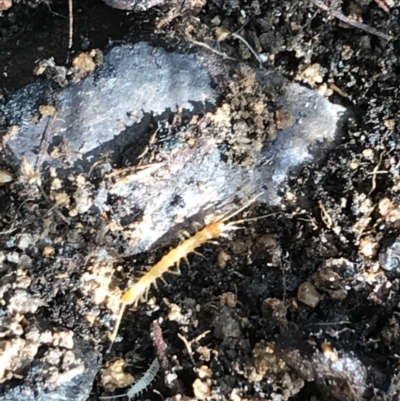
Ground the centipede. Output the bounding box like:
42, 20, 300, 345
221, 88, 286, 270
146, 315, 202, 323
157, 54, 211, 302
108, 193, 266, 351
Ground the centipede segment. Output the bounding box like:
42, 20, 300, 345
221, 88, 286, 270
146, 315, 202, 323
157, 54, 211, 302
107, 194, 263, 351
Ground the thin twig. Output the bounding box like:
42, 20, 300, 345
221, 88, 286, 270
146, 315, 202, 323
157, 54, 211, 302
231, 32, 265, 66
177, 330, 211, 366
186, 36, 236, 61
369, 149, 386, 195
68, 0, 73, 49
307, 0, 392, 41
177, 333, 196, 365
44, 1, 68, 19
67, 0, 74, 63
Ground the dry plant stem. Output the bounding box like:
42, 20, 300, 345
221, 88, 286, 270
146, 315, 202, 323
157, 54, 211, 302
107, 194, 265, 351
186, 35, 236, 61
151, 321, 185, 395
307, 0, 393, 41
369, 149, 386, 195
231, 32, 264, 66
68, 0, 73, 49
177, 333, 196, 365
66, 0, 73, 63
177, 330, 211, 366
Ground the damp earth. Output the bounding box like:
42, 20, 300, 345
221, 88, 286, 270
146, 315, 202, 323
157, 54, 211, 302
1, 1, 400, 401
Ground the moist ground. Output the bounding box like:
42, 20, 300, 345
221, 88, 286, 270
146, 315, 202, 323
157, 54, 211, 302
1, 1, 400, 400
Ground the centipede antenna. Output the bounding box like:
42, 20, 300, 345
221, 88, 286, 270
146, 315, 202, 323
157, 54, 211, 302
230, 212, 278, 225
220, 193, 263, 223
107, 302, 127, 353
183, 256, 191, 268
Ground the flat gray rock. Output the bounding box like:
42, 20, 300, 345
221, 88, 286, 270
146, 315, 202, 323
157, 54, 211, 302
0, 41, 346, 255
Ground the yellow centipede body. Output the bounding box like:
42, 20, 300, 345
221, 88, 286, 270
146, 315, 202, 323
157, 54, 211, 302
107, 195, 261, 351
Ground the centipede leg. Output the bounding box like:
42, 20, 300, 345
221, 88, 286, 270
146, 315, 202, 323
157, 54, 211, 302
141, 287, 150, 302
183, 256, 190, 269
167, 267, 181, 275
219, 233, 232, 240
178, 229, 191, 239
193, 251, 207, 260
192, 221, 202, 232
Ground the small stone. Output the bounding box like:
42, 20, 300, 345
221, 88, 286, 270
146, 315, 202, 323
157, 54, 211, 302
6, 252, 19, 264
7, 289, 42, 314
379, 198, 400, 225
297, 282, 321, 308
100, 358, 135, 391
384, 119, 395, 130
74, 187, 93, 214
218, 251, 231, 269
0, 169, 13, 184
261, 298, 288, 326
313, 259, 349, 300
193, 378, 211, 400
275, 108, 293, 130
16, 233, 33, 250
197, 365, 212, 380
359, 235, 379, 258
362, 148, 374, 161
350, 160, 359, 170
212, 306, 242, 340
72, 52, 97, 75
321, 341, 339, 362
219, 292, 237, 308
167, 303, 183, 322
52, 330, 74, 349
0, 0, 12, 11
379, 238, 400, 272
43, 246, 55, 258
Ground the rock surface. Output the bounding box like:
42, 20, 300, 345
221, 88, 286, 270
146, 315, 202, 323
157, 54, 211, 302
0, 41, 346, 255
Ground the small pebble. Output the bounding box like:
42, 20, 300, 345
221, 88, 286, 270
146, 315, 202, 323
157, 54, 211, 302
193, 378, 211, 400
359, 235, 379, 258
0, 170, 13, 184
362, 148, 374, 161
350, 160, 359, 170
218, 251, 231, 269
379, 238, 400, 272
297, 282, 321, 308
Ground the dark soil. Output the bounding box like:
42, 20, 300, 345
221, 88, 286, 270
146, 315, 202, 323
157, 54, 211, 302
1, 1, 400, 401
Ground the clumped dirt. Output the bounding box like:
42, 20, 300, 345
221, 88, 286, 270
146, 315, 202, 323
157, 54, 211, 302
1, 1, 400, 401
